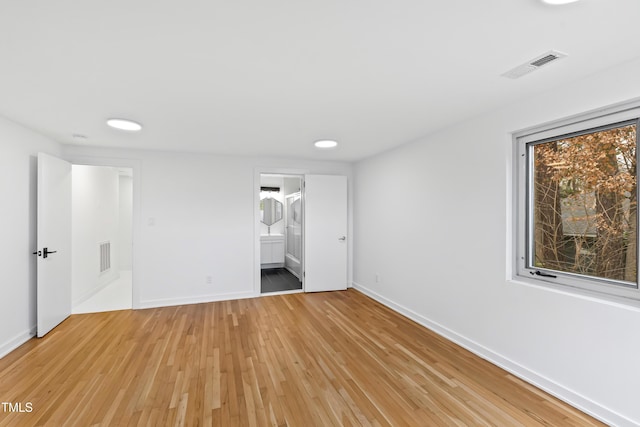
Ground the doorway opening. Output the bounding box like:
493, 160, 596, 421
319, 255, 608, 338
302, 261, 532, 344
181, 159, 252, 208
260, 174, 303, 294
71, 165, 133, 313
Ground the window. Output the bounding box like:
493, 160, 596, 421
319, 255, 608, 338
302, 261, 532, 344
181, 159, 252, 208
515, 102, 640, 301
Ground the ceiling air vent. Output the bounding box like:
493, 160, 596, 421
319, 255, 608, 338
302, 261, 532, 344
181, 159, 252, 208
501, 50, 567, 79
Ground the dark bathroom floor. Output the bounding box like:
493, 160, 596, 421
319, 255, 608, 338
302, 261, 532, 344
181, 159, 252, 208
261, 268, 302, 293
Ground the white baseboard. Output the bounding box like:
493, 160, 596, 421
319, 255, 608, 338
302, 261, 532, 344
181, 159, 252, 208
284, 266, 301, 280
139, 290, 258, 309
0, 326, 36, 359
72, 272, 120, 307
351, 281, 637, 427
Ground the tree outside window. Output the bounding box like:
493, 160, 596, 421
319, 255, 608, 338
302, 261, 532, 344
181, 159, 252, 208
531, 123, 637, 283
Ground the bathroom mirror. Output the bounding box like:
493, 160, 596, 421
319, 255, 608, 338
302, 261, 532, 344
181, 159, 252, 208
261, 197, 283, 226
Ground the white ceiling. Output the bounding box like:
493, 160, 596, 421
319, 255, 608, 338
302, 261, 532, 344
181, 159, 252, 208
1, 0, 639, 162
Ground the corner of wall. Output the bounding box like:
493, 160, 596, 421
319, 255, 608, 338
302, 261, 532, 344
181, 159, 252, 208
350, 281, 636, 427
0, 326, 36, 360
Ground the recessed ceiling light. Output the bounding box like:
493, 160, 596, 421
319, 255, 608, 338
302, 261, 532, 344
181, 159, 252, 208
106, 118, 143, 132
541, 0, 580, 4
314, 140, 338, 149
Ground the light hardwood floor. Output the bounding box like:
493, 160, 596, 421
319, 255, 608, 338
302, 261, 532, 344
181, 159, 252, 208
0, 289, 603, 426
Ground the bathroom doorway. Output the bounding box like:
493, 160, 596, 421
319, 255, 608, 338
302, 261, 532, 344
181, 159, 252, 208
260, 174, 303, 294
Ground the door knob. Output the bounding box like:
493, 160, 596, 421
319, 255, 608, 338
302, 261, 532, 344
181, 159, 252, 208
43, 247, 57, 259
338, 236, 346, 241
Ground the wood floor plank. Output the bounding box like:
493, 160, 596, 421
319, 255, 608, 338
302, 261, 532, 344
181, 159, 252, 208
0, 289, 605, 426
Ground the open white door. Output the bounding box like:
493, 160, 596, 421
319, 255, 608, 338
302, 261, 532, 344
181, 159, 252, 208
304, 175, 348, 292
36, 153, 72, 337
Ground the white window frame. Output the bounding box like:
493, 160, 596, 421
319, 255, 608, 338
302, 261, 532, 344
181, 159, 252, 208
513, 100, 640, 302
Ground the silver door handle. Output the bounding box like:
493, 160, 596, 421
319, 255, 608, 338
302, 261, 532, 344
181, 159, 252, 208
338, 236, 346, 241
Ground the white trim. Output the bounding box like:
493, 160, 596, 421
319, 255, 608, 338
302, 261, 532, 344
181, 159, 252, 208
254, 168, 308, 296
285, 265, 301, 280
506, 132, 517, 282
138, 291, 258, 309
0, 326, 36, 359
63, 154, 141, 309
512, 99, 640, 303
517, 107, 640, 144
508, 278, 640, 311
351, 281, 638, 427
261, 263, 285, 269
72, 273, 119, 308
512, 96, 640, 141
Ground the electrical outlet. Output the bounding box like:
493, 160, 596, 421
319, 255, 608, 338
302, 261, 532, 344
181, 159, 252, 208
375, 273, 380, 283
206, 275, 213, 284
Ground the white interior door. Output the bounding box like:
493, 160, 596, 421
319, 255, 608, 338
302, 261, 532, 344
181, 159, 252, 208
37, 153, 72, 337
304, 175, 348, 292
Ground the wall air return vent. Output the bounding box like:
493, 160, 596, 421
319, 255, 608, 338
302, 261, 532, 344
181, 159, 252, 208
99, 241, 111, 274
501, 50, 567, 79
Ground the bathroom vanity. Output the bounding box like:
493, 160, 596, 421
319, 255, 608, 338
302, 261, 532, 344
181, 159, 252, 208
260, 234, 285, 267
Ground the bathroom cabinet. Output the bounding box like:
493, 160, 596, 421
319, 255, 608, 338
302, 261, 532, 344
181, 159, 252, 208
260, 234, 285, 266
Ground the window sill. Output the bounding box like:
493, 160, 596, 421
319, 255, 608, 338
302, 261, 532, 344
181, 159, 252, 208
508, 276, 640, 312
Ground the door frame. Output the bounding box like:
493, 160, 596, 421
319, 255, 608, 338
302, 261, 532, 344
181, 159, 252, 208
64, 155, 142, 309
254, 168, 307, 296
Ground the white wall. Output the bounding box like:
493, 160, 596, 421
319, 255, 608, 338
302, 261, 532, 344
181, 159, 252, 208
2, 57, 636, 424
71, 165, 120, 306
119, 175, 133, 270
353, 58, 640, 427
0, 117, 60, 358
62, 146, 352, 309
283, 176, 301, 196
